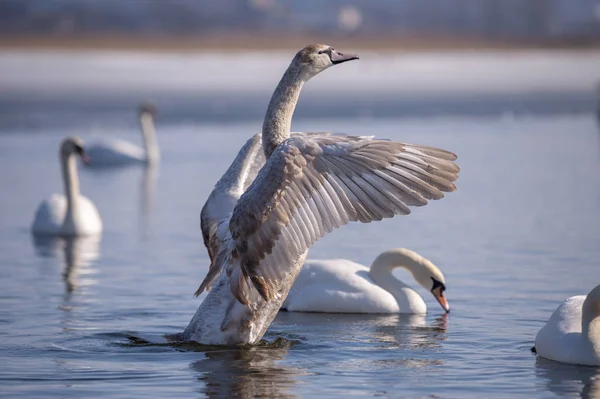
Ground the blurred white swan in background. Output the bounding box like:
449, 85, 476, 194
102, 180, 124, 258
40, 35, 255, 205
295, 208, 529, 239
282, 248, 449, 314
31, 137, 102, 237
138, 164, 159, 237
179, 44, 460, 345
86, 103, 159, 167
533, 284, 600, 366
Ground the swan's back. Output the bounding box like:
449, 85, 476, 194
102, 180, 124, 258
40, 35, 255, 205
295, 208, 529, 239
283, 259, 400, 313
86, 139, 146, 166
534, 296, 594, 365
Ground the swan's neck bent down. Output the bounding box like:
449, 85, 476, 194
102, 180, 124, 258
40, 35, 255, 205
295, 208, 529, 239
140, 112, 159, 164
61, 152, 80, 232
369, 257, 415, 294
582, 293, 600, 355
262, 64, 305, 157
368, 253, 426, 312
183, 251, 308, 345
584, 317, 600, 348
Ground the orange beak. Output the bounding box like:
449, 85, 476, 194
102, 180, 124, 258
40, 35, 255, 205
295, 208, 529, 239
432, 286, 450, 313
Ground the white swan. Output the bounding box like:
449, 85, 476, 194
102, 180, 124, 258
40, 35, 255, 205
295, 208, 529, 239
31, 137, 102, 236
85, 103, 159, 167
281, 248, 449, 314
533, 284, 600, 366
182, 44, 460, 345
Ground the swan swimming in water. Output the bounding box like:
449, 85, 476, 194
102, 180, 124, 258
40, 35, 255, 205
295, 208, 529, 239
282, 248, 449, 314
533, 284, 600, 366
31, 137, 102, 237
85, 103, 159, 167
182, 44, 460, 345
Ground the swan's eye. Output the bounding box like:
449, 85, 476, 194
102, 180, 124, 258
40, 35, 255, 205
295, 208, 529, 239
74, 144, 84, 155
318, 50, 325, 55
431, 277, 445, 292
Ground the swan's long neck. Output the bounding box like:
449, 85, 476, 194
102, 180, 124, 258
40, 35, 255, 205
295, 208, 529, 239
582, 290, 600, 350
262, 64, 305, 157
61, 152, 80, 227
368, 253, 418, 298
140, 112, 159, 164
583, 316, 600, 344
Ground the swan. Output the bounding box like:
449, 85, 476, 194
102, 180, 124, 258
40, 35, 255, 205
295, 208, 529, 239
533, 284, 600, 366
281, 248, 449, 314
85, 103, 159, 167
182, 44, 460, 345
31, 137, 103, 237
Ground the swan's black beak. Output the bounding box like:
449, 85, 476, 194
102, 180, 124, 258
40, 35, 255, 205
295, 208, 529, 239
75, 144, 91, 165
432, 285, 450, 313
330, 49, 359, 65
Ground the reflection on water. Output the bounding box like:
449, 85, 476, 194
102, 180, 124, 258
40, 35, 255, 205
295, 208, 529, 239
371, 313, 448, 350
535, 357, 600, 399
274, 311, 448, 372
139, 164, 158, 238
275, 311, 446, 347
31, 234, 101, 294
192, 344, 304, 399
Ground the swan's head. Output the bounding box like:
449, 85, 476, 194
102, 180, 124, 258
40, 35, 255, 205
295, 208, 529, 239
60, 136, 89, 164
404, 249, 449, 313
139, 102, 157, 118
374, 248, 450, 313
293, 44, 359, 80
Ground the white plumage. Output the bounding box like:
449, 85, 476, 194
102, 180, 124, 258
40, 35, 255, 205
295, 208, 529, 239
534, 284, 600, 366
282, 249, 449, 314
31, 137, 102, 237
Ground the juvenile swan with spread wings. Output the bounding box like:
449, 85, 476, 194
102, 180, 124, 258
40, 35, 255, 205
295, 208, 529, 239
183, 44, 460, 345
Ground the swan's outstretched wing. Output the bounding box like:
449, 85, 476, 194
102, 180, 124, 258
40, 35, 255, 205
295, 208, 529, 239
198, 132, 459, 304
200, 134, 266, 262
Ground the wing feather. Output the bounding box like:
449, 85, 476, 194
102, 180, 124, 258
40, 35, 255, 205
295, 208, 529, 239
195, 134, 266, 295
200, 134, 265, 261
224, 133, 460, 304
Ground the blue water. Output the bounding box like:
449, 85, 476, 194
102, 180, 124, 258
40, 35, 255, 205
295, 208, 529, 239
1, 51, 600, 398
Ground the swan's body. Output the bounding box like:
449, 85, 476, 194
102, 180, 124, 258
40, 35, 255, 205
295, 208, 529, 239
282, 249, 449, 314
183, 44, 460, 345
86, 104, 159, 167
534, 284, 600, 366
31, 137, 102, 237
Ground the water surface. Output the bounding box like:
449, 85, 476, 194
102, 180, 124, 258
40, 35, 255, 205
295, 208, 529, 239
1, 51, 600, 398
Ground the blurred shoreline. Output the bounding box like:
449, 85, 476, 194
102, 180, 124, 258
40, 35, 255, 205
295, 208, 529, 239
1, 34, 599, 53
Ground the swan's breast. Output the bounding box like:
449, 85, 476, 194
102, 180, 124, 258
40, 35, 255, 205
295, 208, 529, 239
31, 194, 67, 235
74, 195, 103, 235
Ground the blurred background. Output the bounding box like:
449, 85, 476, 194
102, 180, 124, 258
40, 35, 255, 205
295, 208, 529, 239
1, 0, 600, 46
1, 2, 600, 398
0, 0, 599, 130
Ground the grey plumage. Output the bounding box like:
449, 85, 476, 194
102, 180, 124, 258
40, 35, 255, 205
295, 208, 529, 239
185, 44, 459, 345
201, 133, 459, 304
